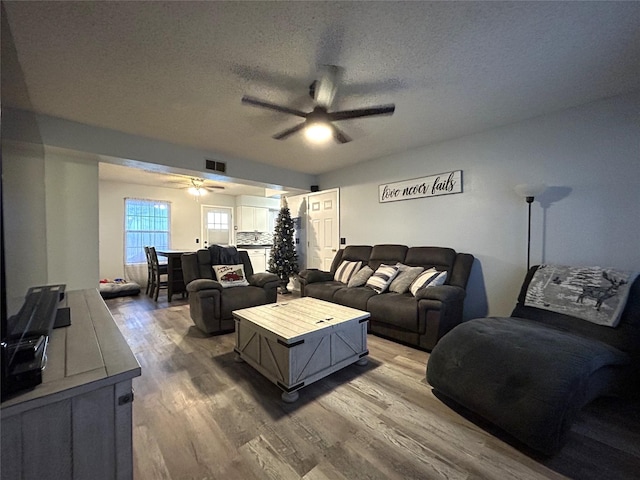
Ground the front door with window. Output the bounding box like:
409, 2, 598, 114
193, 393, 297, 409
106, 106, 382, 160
201, 206, 233, 248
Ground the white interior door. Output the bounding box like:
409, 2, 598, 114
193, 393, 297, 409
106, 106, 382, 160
201, 206, 233, 248
286, 193, 308, 271
306, 189, 339, 270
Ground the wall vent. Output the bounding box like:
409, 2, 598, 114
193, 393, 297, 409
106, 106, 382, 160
205, 159, 226, 173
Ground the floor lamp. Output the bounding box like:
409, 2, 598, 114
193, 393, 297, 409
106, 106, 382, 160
514, 184, 546, 271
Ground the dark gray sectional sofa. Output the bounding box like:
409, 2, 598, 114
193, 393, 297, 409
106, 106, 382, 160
298, 244, 475, 350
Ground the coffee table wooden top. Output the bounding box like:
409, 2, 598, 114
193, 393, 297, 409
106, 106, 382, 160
233, 297, 370, 344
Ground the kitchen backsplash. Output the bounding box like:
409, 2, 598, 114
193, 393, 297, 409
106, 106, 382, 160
236, 231, 274, 245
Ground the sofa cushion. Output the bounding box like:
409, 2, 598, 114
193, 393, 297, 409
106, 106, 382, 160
333, 286, 378, 311
304, 281, 345, 302
334, 260, 363, 284
348, 265, 374, 287
409, 268, 447, 296
368, 244, 408, 271
366, 264, 400, 294
405, 247, 456, 273
390, 265, 424, 294
330, 245, 373, 274
367, 293, 421, 332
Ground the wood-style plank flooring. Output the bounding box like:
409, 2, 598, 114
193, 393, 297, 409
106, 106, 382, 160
105, 293, 640, 480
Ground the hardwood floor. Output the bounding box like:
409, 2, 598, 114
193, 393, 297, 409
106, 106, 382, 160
106, 294, 640, 480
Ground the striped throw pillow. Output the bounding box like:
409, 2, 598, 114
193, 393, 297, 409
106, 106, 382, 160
334, 260, 363, 284
409, 268, 447, 296
366, 264, 400, 294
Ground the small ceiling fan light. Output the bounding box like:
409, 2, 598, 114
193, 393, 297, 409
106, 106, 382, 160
188, 186, 206, 196
304, 122, 332, 143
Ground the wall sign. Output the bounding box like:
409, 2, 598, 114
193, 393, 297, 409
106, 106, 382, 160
378, 170, 463, 203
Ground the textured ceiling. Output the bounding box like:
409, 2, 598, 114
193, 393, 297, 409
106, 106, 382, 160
4, 1, 640, 177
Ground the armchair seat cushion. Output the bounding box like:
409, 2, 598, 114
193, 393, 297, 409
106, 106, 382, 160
220, 286, 272, 320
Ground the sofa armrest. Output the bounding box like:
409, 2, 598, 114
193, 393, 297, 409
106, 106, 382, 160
249, 272, 280, 288
186, 278, 223, 294
415, 285, 466, 303
299, 269, 334, 284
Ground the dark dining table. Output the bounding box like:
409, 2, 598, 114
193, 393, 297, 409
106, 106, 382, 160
156, 250, 193, 301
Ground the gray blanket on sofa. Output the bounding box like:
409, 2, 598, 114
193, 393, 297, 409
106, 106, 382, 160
427, 316, 630, 455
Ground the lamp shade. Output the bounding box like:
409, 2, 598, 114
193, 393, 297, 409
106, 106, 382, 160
514, 183, 546, 198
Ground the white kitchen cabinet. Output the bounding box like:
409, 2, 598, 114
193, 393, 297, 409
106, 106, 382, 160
246, 248, 267, 273
237, 206, 269, 232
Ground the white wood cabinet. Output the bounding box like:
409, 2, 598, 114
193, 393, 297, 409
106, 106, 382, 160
237, 206, 269, 232
247, 249, 267, 273
1, 289, 141, 480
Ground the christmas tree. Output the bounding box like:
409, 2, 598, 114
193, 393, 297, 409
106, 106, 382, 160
268, 197, 299, 294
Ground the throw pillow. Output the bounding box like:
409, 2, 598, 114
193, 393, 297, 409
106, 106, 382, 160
409, 268, 447, 296
366, 264, 400, 294
334, 260, 363, 284
389, 266, 425, 294
212, 264, 250, 288
347, 265, 374, 287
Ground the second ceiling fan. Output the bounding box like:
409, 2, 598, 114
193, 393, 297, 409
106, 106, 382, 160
241, 65, 395, 144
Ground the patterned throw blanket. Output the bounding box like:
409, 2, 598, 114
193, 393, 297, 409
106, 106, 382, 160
524, 264, 639, 327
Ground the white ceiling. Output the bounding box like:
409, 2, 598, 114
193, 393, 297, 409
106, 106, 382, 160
4, 1, 640, 183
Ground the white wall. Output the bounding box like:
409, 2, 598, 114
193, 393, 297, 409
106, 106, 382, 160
99, 179, 236, 280
319, 92, 640, 319
2, 142, 101, 313
2, 142, 48, 311
45, 147, 100, 290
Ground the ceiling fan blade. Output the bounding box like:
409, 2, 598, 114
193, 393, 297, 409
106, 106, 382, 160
329, 123, 352, 144
328, 104, 395, 121
272, 122, 307, 140
314, 65, 341, 108
241, 96, 308, 118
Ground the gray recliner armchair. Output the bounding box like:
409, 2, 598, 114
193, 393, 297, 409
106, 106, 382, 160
181, 248, 280, 335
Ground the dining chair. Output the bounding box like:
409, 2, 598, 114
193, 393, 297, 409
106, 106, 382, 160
149, 246, 168, 301
144, 246, 153, 295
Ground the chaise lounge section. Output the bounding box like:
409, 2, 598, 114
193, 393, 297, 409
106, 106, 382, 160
427, 264, 640, 455
298, 244, 474, 350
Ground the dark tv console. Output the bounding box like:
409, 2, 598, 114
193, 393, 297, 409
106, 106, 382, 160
1, 284, 68, 399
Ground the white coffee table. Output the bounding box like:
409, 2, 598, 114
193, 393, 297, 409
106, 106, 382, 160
233, 297, 370, 402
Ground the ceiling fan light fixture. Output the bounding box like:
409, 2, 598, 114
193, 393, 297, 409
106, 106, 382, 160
188, 179, 207, 196
304, 122, 332, 143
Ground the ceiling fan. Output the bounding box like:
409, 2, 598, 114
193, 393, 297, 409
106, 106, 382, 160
165, 177, 224, 196
186, 178, 224, 196
241, 65, 395, 144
